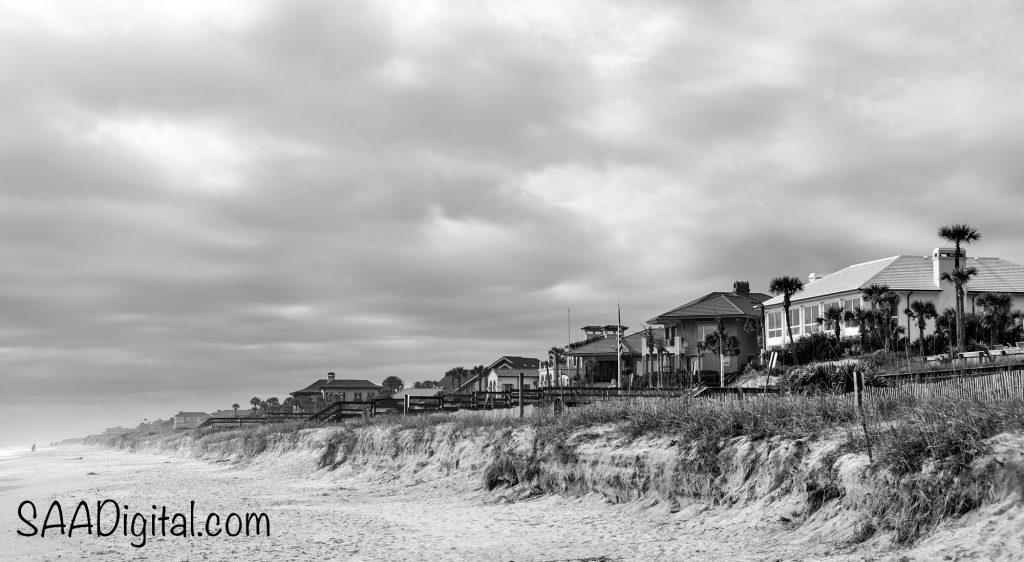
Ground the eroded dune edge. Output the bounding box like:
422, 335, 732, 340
94, 398, 1024, 558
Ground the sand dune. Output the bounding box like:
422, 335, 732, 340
1, 432, 1022, 561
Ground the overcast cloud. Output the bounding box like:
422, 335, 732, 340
2, 0, 1024, 445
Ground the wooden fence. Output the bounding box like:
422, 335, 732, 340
866, 369, 1024, 402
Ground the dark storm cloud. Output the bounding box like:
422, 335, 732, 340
2, 0, 1024, 443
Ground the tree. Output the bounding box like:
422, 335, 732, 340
698, 319, 741, 388
845, 306, 871, 353
444, 367, 468, 392
250, 396, 262, 411
413, 380, 438, 389
769, 276, 805, 347
231, 403, 240, 417
940, 266, 978, 353
381, 376, 404, 394
639, 324, 657, 386
938, 224, 982, 355
862, 284, 900, 351
818, 304, 845, 343
548, 346, 565, 387
935, 307, 957, 355
905, 300, 938, 360
264, 397, 280, 413
976, 292, 1016, 346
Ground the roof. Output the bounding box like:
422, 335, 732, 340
762, 255, 1024, 306
485, 356, 540, 370
649, 292, 771, 323
490, 367, 540, 378
565, 328, 664, 357
174, 411, 208, 418
291, 378, 382, 395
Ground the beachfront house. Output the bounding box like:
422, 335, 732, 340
761, 248, 1024, 349
172, 411, 208, 431
454, 356, 540, 393
646, 282, 769, 379
289, 372, 383, 406
563, 325, 651, 387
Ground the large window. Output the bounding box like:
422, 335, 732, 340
767, 310, 783, 339
697, 324, 716, 351
788, 308, 802, 336
803, 304, 820, 334
842, 297, 860, 328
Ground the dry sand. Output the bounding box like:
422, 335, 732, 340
1, 445, 1022, 561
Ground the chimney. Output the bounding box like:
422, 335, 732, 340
327, 372, 336, 381
932, 247, 962, 287
808, 273, 823, 283
732, 281, 750, 295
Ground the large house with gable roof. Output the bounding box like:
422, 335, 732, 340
289, 372, 383, 404
761, 248, 1024, 349
646, 282, 770, 378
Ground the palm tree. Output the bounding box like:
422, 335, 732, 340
935, 307, 957, 356
938, 224, 982, 354
445, 366, 468, 392
231, 403, 239, 417
769, 276, 805, 347
845, 306, 870, 352
862, 284, 899, 351
640, 324, 657, 386
698, 319, 741, 387
548, 346, 565, 387
976, 292, 1013, 346
905, 300, 938, 360
940, 266, 978, 353
818, 304, 845, 343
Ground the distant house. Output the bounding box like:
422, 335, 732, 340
761, 248, 1024, 348
289, 372, 383, 403
646, 282, 770, 377
172, 411, 208, 431
455, 356, 540, 393
103, 427, 133, 437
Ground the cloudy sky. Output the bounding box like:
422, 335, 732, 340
2, 0, 1024, 445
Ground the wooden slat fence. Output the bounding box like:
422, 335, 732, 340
865, 369, 1024, 402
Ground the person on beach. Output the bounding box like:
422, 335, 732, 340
31, 444, 36, 452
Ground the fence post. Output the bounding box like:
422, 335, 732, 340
519, 373, 525, 418
404, 395, 410, 416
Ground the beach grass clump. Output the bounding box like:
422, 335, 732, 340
839, 393, 1024, 544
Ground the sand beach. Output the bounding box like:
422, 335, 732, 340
0, 439, 1021, 561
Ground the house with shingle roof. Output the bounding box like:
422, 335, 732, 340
172, 411, 208, 431
646, 281, 770, 378
454, 356, 541, 393
761, 248, 1024, 348
564, 326, 660, 386
289, 372, 383, 404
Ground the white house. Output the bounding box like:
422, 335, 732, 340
763, 248, 1024, 348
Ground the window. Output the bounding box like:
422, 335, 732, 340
697, 324, 716, 352
842, 297, 859, 328
804, 304, 820, 334
788, 308, 802, 336
354, 392, 362, 401
767, 310, 783, 339
503, 384, 514, 393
